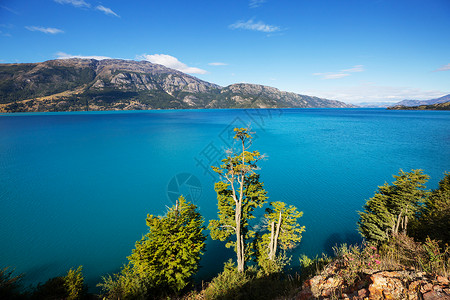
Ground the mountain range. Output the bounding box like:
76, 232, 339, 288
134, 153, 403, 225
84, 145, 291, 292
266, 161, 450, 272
0, 59, 354, 113
391, 94, 450, 107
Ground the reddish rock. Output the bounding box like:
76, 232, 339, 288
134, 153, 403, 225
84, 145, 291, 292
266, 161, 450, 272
423, 290, 450, 300
368, 272, 406, 299
437, 276, 449, 285
295, 290, 313, 300
421, 282, 434, 293
357, 288, 369, 298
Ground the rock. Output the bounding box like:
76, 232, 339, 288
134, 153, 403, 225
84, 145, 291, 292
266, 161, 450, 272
437, 276, 450, 285
368, 271, 406, 299
357, 288, 369, 298
421, 282, 434, 293
423, 290, 450, 300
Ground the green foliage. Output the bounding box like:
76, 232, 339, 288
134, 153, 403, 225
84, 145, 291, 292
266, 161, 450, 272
257, 201, 305, 274
203, 260, 251, 299
203, 260, 300, 300
358, 169, 429, 244
99, 196, 206, 299
64, 266, 85, 300
0, 267, 23, 299
298, 254, 332, 281
208, 128, 268, 272
30, 266, 86, 300
32, 276, 68, 300
98, 264, 148, 300
411, 172, 450, 245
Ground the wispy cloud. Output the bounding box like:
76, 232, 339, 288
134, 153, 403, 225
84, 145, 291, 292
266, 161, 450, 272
26, 26, 64, 34
249, 0, 266, 8
342, 65, 364, 73
95, 5, 119, 17
54, 0, 90, 8
55, 0, 119, 17
137, 54, 207, 74
0, 30, 12, 37
56, 52, 111, 60
208, 62, 228, 66
303, 83, 447, 104
433, 63, 450, 72
313, 65, 364, 80
0, 5, 20, 15
229, 19, 280, 33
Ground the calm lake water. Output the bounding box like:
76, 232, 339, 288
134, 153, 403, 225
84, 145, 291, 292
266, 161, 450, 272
0, 108, 449, 290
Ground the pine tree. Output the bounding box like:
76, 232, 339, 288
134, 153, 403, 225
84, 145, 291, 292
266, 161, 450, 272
208, 128, 268, 272
358, 169, 429, 244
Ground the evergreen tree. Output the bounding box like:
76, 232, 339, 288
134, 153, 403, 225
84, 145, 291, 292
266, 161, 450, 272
208, 128, 268, 272
358, 169, 429, 244
412, 172, 450, 244
99, 196, 206, 298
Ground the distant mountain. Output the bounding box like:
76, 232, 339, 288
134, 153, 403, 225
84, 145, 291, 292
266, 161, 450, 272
391, 94, 450, 107
0, 58, 354, 112
387, 101, 450, 111
356, 102, 397, 108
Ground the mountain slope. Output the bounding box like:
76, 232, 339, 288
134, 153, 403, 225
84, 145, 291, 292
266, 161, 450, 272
392, 94, 450, 107
0, 59, 353, 112
387, 101, 450, 110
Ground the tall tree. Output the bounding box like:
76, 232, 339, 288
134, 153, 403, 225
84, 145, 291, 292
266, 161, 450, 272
208, 128, 267, 272
358, 169, 429, 244
412, 172, 450, 244
257, 201, 305, 273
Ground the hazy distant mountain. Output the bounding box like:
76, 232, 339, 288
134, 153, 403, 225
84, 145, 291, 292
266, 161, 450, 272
392, 94, 450, 107
0, 58, 354, 112
356, 102, 397, 108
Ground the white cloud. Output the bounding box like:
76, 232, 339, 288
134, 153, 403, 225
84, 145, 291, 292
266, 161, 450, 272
313, 65, 364, 80
26, 26, 64, 34
56, 52, 111, 60
54, 0, 90, 8
55, 0, 120, 17
303, 83, 448, 104
324, 73, 350, 79
136, 54, 207, 74
433, 63, 450, 72
342, 65, 364, 73
229, 19, 280, 33
249, 0, 266, 8
137, 54, 207, 74
208, 62, 228, 66
95, 5, 119, 17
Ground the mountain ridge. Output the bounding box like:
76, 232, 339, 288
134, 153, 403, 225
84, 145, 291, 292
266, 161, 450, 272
0, 58, 355, 112
391, 94, 450, 107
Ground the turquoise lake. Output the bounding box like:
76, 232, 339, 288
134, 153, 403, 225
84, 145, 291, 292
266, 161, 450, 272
0, 108, 449, 290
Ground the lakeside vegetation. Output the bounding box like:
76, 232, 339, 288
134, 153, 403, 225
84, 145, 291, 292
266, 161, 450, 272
387, 101, 450, 111
1, 128, 449, 299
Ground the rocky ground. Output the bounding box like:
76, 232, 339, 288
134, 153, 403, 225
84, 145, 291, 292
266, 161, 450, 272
295, 261, 450, 300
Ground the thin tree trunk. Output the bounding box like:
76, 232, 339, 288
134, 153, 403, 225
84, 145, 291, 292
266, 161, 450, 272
236, 201, 244, 272
272, 212, 282, 260
268, 221, 275, 260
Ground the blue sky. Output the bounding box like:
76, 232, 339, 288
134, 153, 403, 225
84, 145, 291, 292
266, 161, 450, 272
0, 0, 449, 104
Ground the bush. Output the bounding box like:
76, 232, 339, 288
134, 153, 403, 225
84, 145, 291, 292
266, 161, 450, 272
0, 267, 23, 299
65, 266, 86, 300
